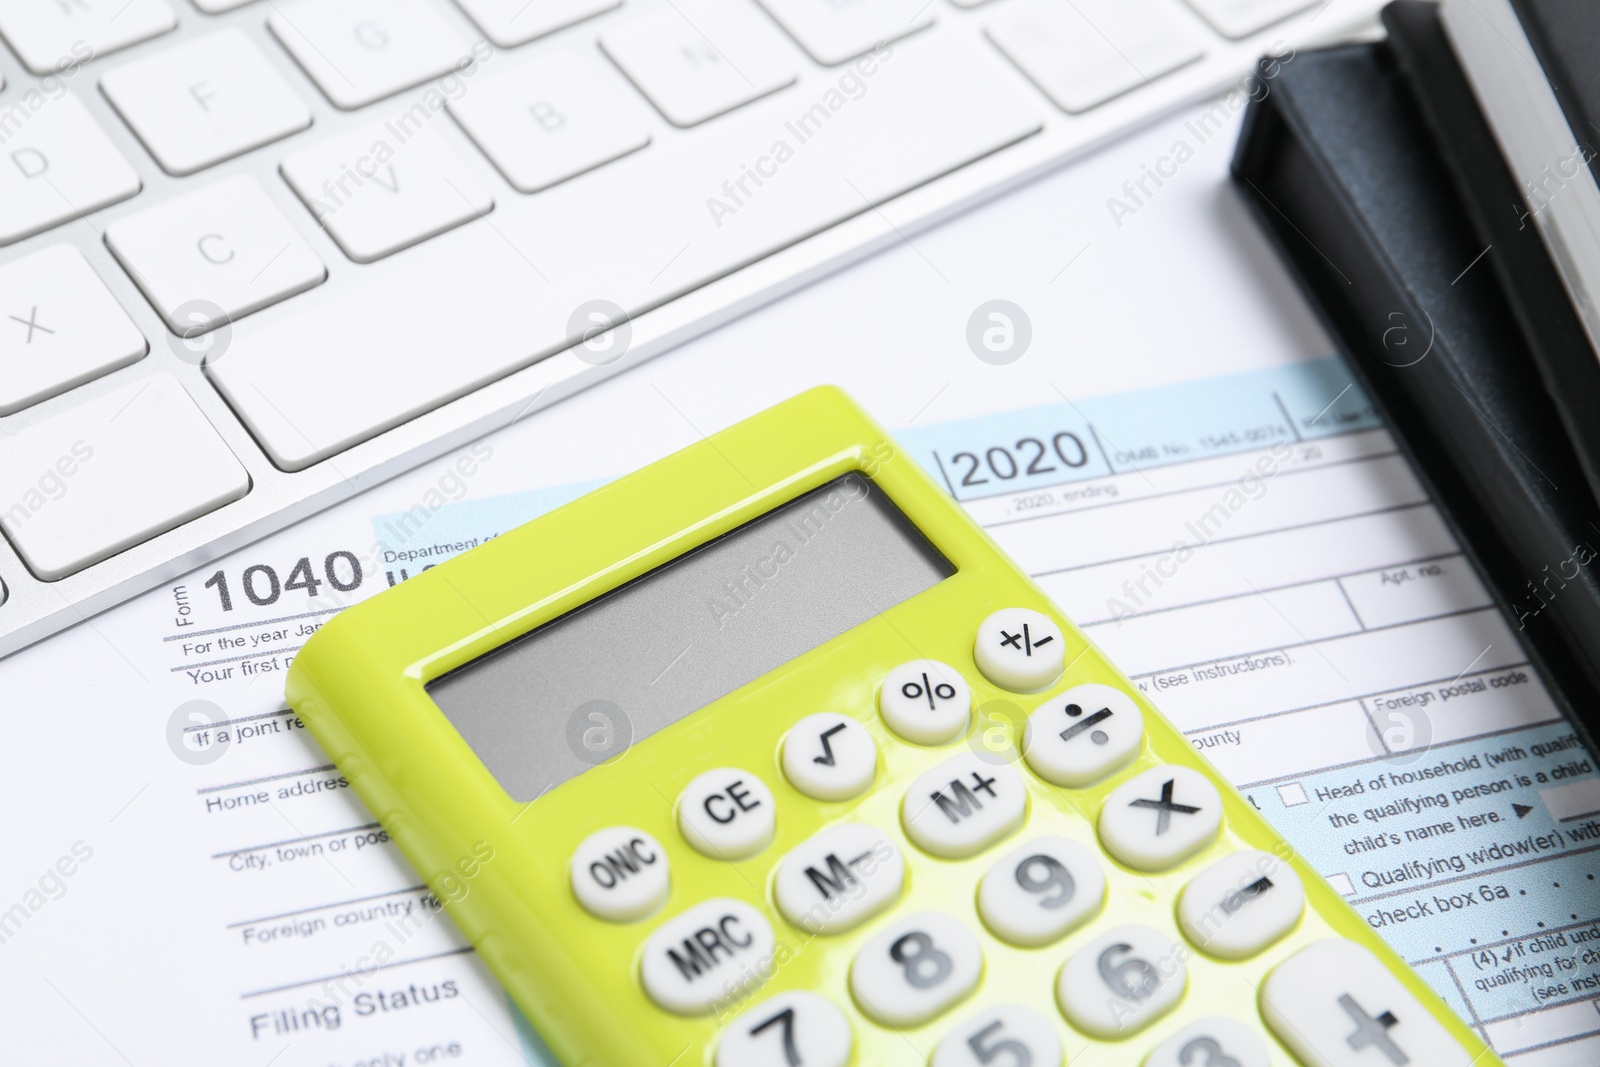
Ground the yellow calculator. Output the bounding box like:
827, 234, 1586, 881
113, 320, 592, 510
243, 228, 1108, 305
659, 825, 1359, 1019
287, 387, 1500, 1067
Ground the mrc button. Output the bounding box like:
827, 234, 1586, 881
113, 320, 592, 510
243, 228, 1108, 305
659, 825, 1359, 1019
570, 826, 669, 922
640, 898, 776, 1015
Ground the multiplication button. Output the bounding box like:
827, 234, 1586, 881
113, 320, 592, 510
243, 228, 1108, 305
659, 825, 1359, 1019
974, 608, 1065, 691
640, 898, 775, 1014
774, 822, 904, 934
1098, 765, 1221, 871
931, 1004, 1061, 1067
849, 912, 983, 1027
1177, 849, 1305, 958
569, 826, 669, 922
677, 768, 775, 860
902, 751, 1026, 859
1056, 924, 1186, 1038
977, 836, 1104, 946
1144, 1017, 1270, 1067
880, 659, 971, 744
716, 991, 852, 1067
1260, 939, 1473, 1066
1022, 683, 1143, 787
781, 712, 877, 801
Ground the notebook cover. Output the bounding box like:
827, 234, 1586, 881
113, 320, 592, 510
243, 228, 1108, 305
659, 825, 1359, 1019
1231, 40, 1600, 749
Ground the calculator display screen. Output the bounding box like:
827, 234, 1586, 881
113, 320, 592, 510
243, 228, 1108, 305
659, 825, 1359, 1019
428, 473, 953, 800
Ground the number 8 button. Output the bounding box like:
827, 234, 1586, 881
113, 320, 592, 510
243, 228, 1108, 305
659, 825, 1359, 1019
849, 913, 983, 1027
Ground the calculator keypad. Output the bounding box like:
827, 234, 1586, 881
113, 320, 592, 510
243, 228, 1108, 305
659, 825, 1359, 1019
931, 1003, 1063, 1067
1177, 849, 1305, 960
974, 608, 1065, 691
1022, 682, 1144, 787
849, 912, 984, 1027
902, 752, 1027, 859
781, 712, 877, 801
570, 826, 669, 922
976, 836, 1104, 947
715, 991, 853, 1067
773, 822, 904, 934
1056, 924, 1187, 1038
1144, 1016, 1271, 1067
879, 659, 972, 744
677, 767, 775, 860
1097, 765, 1222, 871
640, 898, 776, 1014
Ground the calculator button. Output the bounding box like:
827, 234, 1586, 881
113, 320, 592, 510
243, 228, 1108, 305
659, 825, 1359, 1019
880, 659, 971, 744
570, 826, 670, 922
849, 912, 983, 1027
640, 898, 776, 1014
1177, 849, 1304, 959
977, 836, 1104, 947
1022, 683, 1144, 787
1057, 924, 1187, 1038
716, 991, 852, 1067
974, 608, 1065, 691
774, 822, 903, 934
1143, 1017, 1270, 1067
1260, 939, 1473, 1067
902, 752, 1026, 859
1098, 765, 1222, 871
781, 713, 877, 801
932, 1004, 1062, 1067
678, 768, 775, 860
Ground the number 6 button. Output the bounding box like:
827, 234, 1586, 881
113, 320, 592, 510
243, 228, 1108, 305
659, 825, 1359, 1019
716, 991, 852, 1067
1057, 924, 1186, 1038
850, 913, 983, 1027
932, 1004, 1062, 1067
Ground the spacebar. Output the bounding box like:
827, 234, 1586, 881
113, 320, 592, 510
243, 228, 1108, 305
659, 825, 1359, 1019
208, 36, 1041, 471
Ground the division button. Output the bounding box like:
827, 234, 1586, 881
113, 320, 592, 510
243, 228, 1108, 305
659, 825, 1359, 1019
640, 898, 776, 1014
1056, 924, 1186, 1038
1022, 682, 1144, 787
931, 1003, 1062, 1067
1098, 765, 1221, 871
781, 712, 877, 801
774, 822, 903, 935
716, 990, 852, 1067
974, 608, 1066, 691
850, 912, 983, 1027
1177, 849, 1305, 959
902, 752, 1026, 859
1143, 1016, 1270, 1067
977, 835, 1104, 947
880, 659, 972, 744
1260, 939, 1474, 1067
570, 826, 670, 922
678, 768, 776, 860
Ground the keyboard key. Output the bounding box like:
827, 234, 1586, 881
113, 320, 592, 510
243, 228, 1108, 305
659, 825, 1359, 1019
269, 0, 477, 110
1182, 0, 1314, 38
677, 767, 775, 859
193, 0, 256, 10
106, 176, 327, 335
100, 29, 313, 177
0, 93, 141, 246
974, 607, 1064, 691
1057, 924, 1186, 1038
455, 0, 619, 47
879, 659, 971, 744
849, 912, 980, 1027
602, 0, 796, 127
931, 1004, 1061, 1067
773, 822, 903, 934
0, 246, 146, 415
281, 121, 494, 263
208, 35, 1042, 471
781, 712, 877, 800
449, 49, 652, 193
987, 0, 1204, 114
902, 751, 1025, 859
0, 0, 174, 75
640, 898, 775, 1014
976, 836, 1103, 946
717, 991, 851, 1067
757, 0, 932, 66
1176, 848, 1304, 958
1098, 765, 1221, 871
569, 825, 669, 922
1022, 682, 1143, 787
0, 375, 249, 580
1261, 939, 1475, 1067
1145, 1017, 1270, 1067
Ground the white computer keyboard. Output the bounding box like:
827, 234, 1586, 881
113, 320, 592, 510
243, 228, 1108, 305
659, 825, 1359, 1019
0, 0, 1382, 655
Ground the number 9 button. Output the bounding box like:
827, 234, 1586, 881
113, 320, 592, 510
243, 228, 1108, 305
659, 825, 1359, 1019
977, 836, 1104, 947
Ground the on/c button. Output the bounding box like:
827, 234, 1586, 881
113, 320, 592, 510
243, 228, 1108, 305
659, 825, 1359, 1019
570, 826, 670, 922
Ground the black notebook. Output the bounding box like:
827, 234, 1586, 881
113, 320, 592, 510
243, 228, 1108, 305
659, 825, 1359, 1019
1230, 27, 1600, 750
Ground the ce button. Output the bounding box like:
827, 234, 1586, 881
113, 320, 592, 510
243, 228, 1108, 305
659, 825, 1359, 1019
678, 768, 775, 860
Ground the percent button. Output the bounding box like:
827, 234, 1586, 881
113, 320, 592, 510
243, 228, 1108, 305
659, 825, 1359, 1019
879, 659, 971, 745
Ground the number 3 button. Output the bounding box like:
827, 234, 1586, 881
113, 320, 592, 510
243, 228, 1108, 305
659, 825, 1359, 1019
932, 1004, 1062, 1067
1144, 1017, 1270, 1067
850, 912, 983, 1027
717, 991, 852, 1067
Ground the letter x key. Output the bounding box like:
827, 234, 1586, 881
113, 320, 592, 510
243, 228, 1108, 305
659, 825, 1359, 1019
1338, 993, 1407, 1065
8, 306, 53, 344
1128, 778, 1200, 836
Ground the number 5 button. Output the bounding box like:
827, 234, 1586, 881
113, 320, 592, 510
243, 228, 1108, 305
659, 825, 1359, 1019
717, 991, 852, 1067
974, 608, 1066, 691
850, 913, 982, 1027
932, 1004, 1062, 1067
